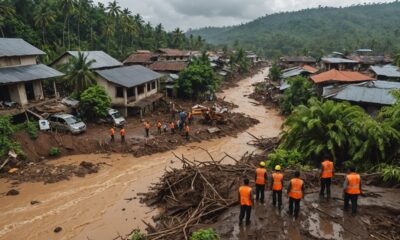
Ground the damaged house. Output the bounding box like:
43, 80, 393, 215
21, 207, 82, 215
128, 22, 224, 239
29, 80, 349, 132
0, 38, 64, 114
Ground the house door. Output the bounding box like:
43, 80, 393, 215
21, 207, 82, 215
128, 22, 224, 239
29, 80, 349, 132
25, 82, 35, 100
0, 85, 11, 101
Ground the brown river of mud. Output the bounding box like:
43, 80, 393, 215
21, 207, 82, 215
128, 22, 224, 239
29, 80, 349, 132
0, 68, 286, 240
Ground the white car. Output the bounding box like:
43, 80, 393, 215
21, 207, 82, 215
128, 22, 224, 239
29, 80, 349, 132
49, 114, 86, 134
107, 108, 126, 127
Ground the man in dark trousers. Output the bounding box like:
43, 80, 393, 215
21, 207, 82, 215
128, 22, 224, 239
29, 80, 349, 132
287, 170, 305, 219
320, 155, 334, 198
238, 178, 253, 225
255, 161, 267, 204
343, 166, 362, 215
271, 165, 283, 209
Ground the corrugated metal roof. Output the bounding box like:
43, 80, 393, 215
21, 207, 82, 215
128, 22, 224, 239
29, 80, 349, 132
321, 57, 358, 64
323, 80, 400, 105
96, 65, 161, 88
0, 64, 64, 84
280, 56, 316, 63
67, 51, 122, 69
0, 38, 45, 57
370, 65, 400, 78
282, 67, 306, 79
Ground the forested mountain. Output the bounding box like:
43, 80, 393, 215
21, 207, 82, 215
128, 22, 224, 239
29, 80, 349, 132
0, 0, 209, 62
188, 2, 400, 58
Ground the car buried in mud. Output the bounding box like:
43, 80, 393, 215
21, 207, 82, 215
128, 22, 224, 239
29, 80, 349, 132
48, 113, 87, 134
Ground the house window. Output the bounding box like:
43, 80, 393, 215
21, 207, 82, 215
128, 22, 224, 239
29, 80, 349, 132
116, 87, 124, 98
147, 83, 151, 91
151, 81, 156, 90
127, 87, 135, 97
138, 85, 145, 95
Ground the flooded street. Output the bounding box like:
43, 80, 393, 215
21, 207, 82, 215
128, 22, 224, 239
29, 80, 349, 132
0, 68, 284, 240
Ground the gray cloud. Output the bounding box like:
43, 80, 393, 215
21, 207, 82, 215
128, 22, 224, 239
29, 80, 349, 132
94, 0, 394, 30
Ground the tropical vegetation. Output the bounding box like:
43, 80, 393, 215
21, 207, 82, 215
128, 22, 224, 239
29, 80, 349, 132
79, 85, 111, 120
191, 228, 220, 240
62, 51, 96, 94
279, 76, 316, 115
0, 115, 23, 158
189, 2, 400, 58
1, 0, 209, 62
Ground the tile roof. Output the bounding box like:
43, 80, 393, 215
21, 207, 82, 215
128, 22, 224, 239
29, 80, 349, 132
0, 38, 45, 57
302, 65, 318, 73
370, 65, 400, 78
123, 52, 155, 64
0, 64, 64, 84
280, 56, 316, 63
149, 61, 188, 72
96, 65, 161, 88
157, 48, 190, 57
348, 55, 386, 64
323, 81, 400, 105
311, 69, 374, 84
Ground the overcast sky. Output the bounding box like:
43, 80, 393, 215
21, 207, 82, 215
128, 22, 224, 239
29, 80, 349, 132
94, 0, 394, 31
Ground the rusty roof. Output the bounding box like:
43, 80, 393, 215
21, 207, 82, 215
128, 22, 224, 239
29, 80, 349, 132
311, 69, 374, 84
280, 56, 316, 63
157, 48, 190, 57
123, 52, 156, 64
149, 61, 188, 72
302, 65, 319, 73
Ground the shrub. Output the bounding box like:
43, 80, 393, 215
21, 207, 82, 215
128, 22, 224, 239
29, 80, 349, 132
80, 85, 111, 121
49, 147, 61, 156
267, 149, 304, 169
375, 164, 400, 183
191, 228, 219, 240
25, 121, 39, 139
279, 76, 316, 115
130, 230, 146, 240
0, 115, 23, 158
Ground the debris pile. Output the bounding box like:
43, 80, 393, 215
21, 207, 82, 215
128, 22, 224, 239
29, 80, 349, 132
248, 81, 282, 107
247, 133, 280, 153
142, 152, 256, 240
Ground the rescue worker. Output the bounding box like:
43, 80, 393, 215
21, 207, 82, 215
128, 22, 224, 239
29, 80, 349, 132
120, 127, 126, 142
169, 121, 175, 134
255, 161, 267, 204
144, 121, 151, 138
109, 127, 115, 142
287, 170, 305, 218
343, 166, 362, 214
184, 122, 190, 140
320, 155, 334, 198
163, 123, 168, 133
238, 178, 253, 225
157, 121, 162, 135
271, 165, 283, 208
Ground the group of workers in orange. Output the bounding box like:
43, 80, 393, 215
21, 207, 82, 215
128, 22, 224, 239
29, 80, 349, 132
109, 126, 125, 142
108, 111, 193, 142
239, 156, 362, 225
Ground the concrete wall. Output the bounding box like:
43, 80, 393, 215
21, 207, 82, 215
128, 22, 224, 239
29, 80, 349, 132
8, 83, 28, 105
20, 56, 37, 66
51, 55, 71, 67
95, 76, 126, 105
33, 80, 44, 100
0, 56, 37, 67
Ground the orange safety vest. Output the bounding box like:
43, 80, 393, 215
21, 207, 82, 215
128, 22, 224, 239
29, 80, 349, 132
185, 125, 189, 133
288, 178, 304, 200
120, 129, 126, 136
169, 123, 175, 129
144, 123, 150, 129
157, 122, 162, 128
346, 173, 361, 195
239, 186, 252, 206
255, 168, 266, 185
272, 172, 283, 191
321, 160, 334, 178
109, 128, 115, 136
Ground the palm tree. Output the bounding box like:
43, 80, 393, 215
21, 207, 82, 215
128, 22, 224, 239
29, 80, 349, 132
395, 52, 400, 67
0, 2, 15, 37
59, 0, 76, 48
34, 3, 56, 44
104, 19, 115, 51
154, 23, 166, 49
120, 8, 133, 50
74, 0, 88, 48
64, 52, 96, 94
106, 0, 121, 19
171, 28, 184, 49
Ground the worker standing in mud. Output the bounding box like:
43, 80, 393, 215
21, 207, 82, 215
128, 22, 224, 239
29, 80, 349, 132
320, 155, 334, 198
255, 162, 267, 204
239, 178, 253, 225
157, 121, 162, 135
287, 171, 305, 219
109, 127, 115, 142
343, 166, 362, 215
169, 121, 175, 134
184, 122, 190, 140
271, 165, 283, 209
144, 121, 151, 138
120, 127, 126, 142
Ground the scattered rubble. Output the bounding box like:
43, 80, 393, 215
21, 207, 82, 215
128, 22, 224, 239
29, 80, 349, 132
6, 189, 20, 196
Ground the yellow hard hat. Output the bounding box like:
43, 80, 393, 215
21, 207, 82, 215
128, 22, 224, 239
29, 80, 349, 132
259, 161, 266, 167
275, 165, 281, 171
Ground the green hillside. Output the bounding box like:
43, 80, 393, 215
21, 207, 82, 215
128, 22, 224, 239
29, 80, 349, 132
188, 2, 400, 58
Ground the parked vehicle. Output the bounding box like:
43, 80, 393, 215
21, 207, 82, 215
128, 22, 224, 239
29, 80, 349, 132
106, 108, 125, 127
48, 114, 86, 134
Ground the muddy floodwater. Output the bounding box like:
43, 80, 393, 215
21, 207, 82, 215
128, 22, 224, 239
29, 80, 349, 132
0, 68, 284, 240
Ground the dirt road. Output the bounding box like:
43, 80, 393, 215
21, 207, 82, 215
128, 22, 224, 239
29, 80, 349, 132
0, 68, 284, 240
